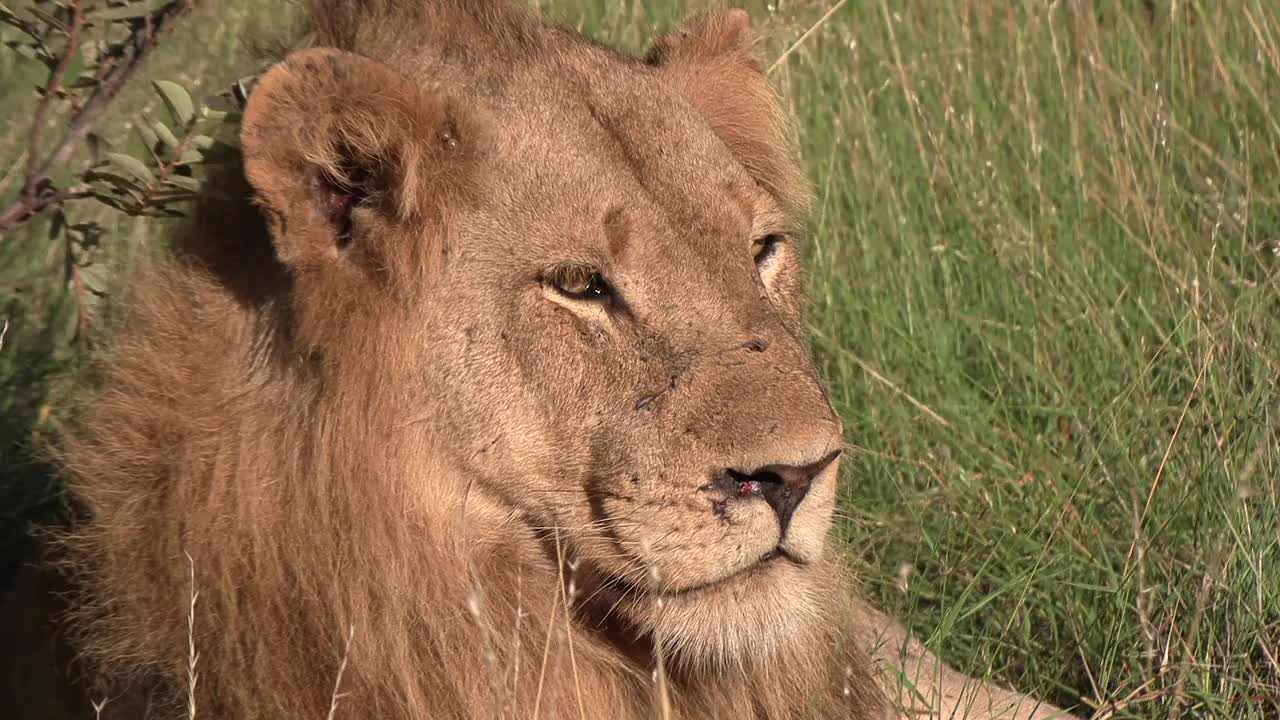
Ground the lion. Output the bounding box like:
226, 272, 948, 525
0, 2, 1074, 719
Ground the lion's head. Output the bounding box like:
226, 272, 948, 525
241, 2, 842, 671
53, 2, 889, 718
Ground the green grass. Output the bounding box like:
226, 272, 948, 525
791, 2, 1279, 717
2, 1, 1278, 718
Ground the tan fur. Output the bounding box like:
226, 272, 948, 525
2, 2, 1073, 719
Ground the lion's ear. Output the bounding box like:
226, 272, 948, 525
240, 48, 467, 271
646, 10, 810, 212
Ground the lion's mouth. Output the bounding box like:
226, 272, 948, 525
656, 547, 798, 598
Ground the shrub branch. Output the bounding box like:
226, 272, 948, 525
0, 0, 196, 237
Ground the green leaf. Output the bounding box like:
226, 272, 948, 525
26, 8, 67, 33
147, 205, 189, 219
151, 120, 180, 150
84, 169, 144, 193
201, 94, 236, 121
79, 262, 111, 300
87, 5, 154, 22
176, 149, 203, 165
148, 189, 198, 203
7, 40, 38, 61
47, 208, 65, 242
164, 175, 202, 192
134, 123, 159, 152
153, 80, 194, 126
89, 192, 134, 213
104, 152, 154, 185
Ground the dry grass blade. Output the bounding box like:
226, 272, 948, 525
185, 551, 199, 720
324, 624, 355, 720
553, 528, 587, 720
1125, 350, 1213, 570
531, 532, 561, 720
767, 0, 848, 75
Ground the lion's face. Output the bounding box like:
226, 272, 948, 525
428, 88, 845, 668
242, 10, 841, 671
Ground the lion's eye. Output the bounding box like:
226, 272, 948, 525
753, 234, 785, 268
548, 264, 611, 302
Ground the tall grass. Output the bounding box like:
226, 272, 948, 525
1, 1, 1277, 718
780, 2, 1279, 717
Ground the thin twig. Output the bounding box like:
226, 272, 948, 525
0, 187, 95, 233
26, 1, 86, 190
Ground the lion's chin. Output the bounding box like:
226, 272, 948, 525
639, 558, 829, 673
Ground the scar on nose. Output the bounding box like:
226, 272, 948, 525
634, 394, 658, 411
743, 339, 769, 353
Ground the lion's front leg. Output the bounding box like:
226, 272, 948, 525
853, 600, 1077, 720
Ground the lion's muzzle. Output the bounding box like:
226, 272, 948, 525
707, 447, 842, 542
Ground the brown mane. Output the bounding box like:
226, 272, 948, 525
52, 2, 888, 718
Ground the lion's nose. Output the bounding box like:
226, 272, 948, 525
725, 449, 841, 537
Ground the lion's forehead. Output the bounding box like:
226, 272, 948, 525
465, 57, 765, 237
